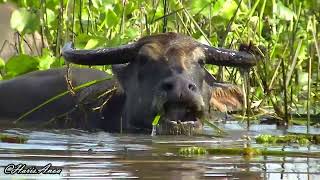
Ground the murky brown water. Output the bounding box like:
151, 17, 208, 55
0, 122, 320, 179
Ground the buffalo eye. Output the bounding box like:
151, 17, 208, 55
198, 58, 205, 67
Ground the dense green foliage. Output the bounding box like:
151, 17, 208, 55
0, 0, 319, 122
179, 146, 320, 158
256, 134, 320, 145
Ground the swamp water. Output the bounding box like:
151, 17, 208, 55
0, 122, 320, 179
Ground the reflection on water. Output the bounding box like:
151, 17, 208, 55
0, 123, 320, 179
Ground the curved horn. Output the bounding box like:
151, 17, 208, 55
202, 44, 259, 68
62, 42, 139, 65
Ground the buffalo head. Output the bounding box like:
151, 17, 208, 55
62, 32, 258, 133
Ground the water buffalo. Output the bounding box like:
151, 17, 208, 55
62, 32, 258, 132
0, 32, 258, 133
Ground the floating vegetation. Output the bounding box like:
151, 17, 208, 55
255, 134, 320, 145
0, 134, 28, 144
179, 146, 320, 158
179, 146, 208, 155
155, 118, 227, 136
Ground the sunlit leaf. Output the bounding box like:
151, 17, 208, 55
91, 0, 102, 9
0, 58, 5, 70
298, 71, 308, 86
0, 57, 4, 79
152, 114, 161, 126
84, 39, 100, 49
105, 9, 119, 28
187, 0, 211, 16
148, 4, 164, 23
46, 9, 56, 27
249, 16, 264, 36
38, 49, 56, 70
212, 0, 238, 20
120, 28, 140, 44
5, 55, 39, 78
125, 1, 136, 15
297, 43, 307, 61
75, 34, 93, 49
10, 8, 40, 34
197, 35, 210, 45
45, 0, 61, 10
274, 1, 296, 21
101, 0, 114, 6
75, 35, 105, 50
106, 36, 122, 47
50, 59, 64, 68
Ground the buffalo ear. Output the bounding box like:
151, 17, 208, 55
209, 83, 243, 112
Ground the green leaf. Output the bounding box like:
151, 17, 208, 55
274, 1, 296, 21
152, 114, 161, 126
84, 39, 101, 49
76, 35, 105, 49
10, 8, 40, 34
91, 0, 102, 9
45, 0, 61, 10
148, 4, 164, 23
297, 43, 307, 61
120, 28, 140, 44
50, 59, 64, 68
298, 71, 308, 86
0, 58, 5, 70
75, 34, 93, 49
197, 35, 210, 45
124, 1, 136, 15
106, 36, 122, 47
46, 9, 56, 27
212, 0, 238, 20
38, 49, 56, 70
105, 9, 119, 28
187, 0, 211, 16
100, 0, 114, 6
5, 55, 39, 78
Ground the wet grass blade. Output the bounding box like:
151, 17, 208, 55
14, 77, 112, 123
152, 114, 161, 126
201, 119, 228, 136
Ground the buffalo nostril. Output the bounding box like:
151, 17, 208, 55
188, 83, 197, 92
162, 82, 174, 92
